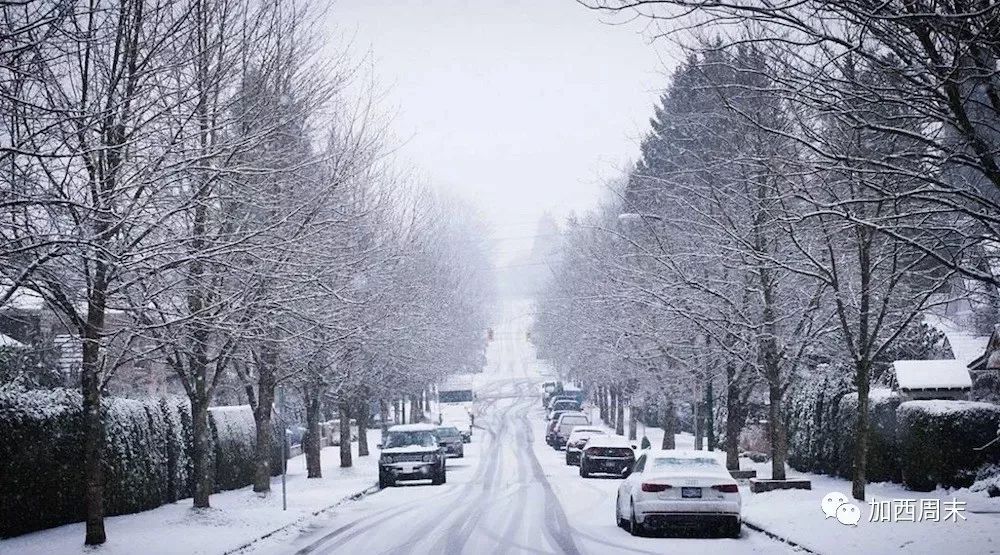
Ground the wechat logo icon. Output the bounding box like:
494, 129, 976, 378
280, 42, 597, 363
822, 491, 861, 526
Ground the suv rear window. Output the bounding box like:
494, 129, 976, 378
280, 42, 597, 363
560, 415, 589, 426
587, 447, 633, 458
384, 431, 437, 448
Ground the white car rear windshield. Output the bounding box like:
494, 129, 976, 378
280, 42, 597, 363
651, 457, 719, 469
560, 416, 589, 426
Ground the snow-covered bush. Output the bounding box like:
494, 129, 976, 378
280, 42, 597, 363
786, 371, 902, 482
0, 390, 276, 537
834, 390, 902, 483
897, 400, 1000, 491
209, 406, 256, 491
0, 387, 86, 537
786, 372, 853, 475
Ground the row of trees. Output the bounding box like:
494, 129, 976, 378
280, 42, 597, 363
538, 1, 999, 501
1, 0, 491, 545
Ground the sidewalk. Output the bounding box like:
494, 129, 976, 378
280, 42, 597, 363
1, 433, 382, 555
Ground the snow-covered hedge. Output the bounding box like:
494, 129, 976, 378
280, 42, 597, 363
0, 388, 87, 537
834, 390, 902, 483
208, 405, 283, 492
0, 389, 281, 538
786, 377, 901, 482
897, 400, 1000, 491
786, 373, 853, 475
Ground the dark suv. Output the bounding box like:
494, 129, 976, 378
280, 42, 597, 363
378, 424, 447, 488
433, 425, 465, 458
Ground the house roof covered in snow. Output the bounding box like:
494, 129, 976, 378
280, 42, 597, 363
893, 360, 973, 391
923, 314, 990, 366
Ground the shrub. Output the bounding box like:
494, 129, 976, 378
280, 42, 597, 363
834, 390, 901, 483
897, 400, 1000, 491
0, 388, 85, 537
786, 371, 901, 483
786, 371, 854, 474
0, 388, 279, 538
210, 406, 257, 491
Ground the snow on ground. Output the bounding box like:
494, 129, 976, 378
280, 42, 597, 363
1, 434, 382, 555
580, 404, 1000, 554
740, 468, 1000, 555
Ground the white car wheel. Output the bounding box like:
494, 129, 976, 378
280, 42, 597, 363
629, 500, 645, 537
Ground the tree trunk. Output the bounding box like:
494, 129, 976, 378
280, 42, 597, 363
694, 399, 704, 450
853, 359, 872, 500
628, 403, 637, 441
397, 398, 404, 425
409, 394, 420, 423
81, 297, 106, 545
192, 396, 213, 508
661, 399, 676, 449
379, 398, 390, 436
598, 386, 607, 423
614, 388, 624, 435
356, 399, 369, 457
725, 367, 742, 470
339, 401, 352, 468
706, 379, 716, 451
252, 348, 277, 493
768, 383, 787, 481
305, 387, 322, 478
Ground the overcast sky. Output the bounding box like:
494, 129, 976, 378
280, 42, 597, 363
330, 1, 675, 263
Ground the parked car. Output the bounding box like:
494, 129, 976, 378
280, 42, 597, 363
562, 383, 585, 404
565, 426, 606, 465
541, 380, 562, 407
615, 450, 741, 538
553, 411, 592, 449
547, 411, 590, 449
549, 399, 581, 413
546, 394, 577, 411
579, 435, 635, 477
377, 424, 447, 488
433, 425, 465, 458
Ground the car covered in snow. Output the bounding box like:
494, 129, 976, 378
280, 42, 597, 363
541, 380, 562, 407
546, 394, 577, 410
378, 423, 447, 488
548, 398, 581, 414
579, 434, 635, 477
433, 425, 465, 458
550, 411, 591, 449
564, 426, 606, 465
615, 450, 741, 538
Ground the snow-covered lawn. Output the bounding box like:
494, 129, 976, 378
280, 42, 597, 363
741, 464, 1000, 555
1, 433, 382, 555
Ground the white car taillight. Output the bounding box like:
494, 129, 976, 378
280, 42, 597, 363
640, 483, 672, 493
712, 484, 738, 493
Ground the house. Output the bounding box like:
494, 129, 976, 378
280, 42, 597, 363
967, 324, 1000, 402
892, 360, 972, 401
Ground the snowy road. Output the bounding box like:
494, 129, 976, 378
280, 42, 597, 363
248, 303, 797, 555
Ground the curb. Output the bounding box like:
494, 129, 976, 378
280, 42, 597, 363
223, 482, 381, 554
743, 518, 820, 554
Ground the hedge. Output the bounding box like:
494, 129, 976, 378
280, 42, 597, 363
0, 388, 283, 538
786, 376, 901, 482
897, 400, 1000, 491
786, 373, 854, 475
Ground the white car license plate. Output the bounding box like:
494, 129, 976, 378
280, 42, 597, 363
682, 487, 702, 499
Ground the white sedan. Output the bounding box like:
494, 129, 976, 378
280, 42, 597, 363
615, 450, 741, 538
